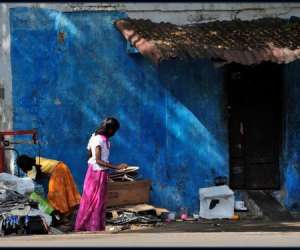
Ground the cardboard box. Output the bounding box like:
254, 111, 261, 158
107, 180, 151, 207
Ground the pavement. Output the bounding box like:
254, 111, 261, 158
1, 231, 300, 247
1, 219, 300, 247
124, 218, 300, 233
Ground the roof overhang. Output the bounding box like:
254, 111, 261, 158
114, 17, 300, 66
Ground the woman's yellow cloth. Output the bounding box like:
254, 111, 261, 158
35, 157, 58, 174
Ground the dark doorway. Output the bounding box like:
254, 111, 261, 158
225, 62, 282, 190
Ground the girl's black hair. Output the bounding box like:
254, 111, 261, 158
95, 117, 120, 137
16, 154, 36, 172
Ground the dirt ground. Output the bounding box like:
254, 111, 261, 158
1, 229, 300, 247
113, 217, 300, 233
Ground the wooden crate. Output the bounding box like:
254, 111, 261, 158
107, 180, 151, 207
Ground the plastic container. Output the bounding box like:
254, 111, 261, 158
199, 185, 234, 219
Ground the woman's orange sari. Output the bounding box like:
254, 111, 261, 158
47, 162, 81, 214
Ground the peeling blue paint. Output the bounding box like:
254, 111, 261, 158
10, 8, 228, 213
282, 60, 300, 211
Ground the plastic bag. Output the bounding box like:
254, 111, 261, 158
0, 173, 34, 195
29, 192, 54, 215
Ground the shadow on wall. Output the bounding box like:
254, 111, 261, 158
156, 58, 229, 210
10, 7, 229, 213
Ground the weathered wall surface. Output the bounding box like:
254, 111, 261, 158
280, 60, 300, 211
10, 8, 228, 212
157, 60, 228, 210
23, 2, 300, 24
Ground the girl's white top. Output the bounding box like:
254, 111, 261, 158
87, 133, 110, 171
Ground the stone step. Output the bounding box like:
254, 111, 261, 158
247, 190, 293, 221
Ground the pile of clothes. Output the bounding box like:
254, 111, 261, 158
0, 173, 52, 236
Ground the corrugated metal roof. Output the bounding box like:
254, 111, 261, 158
114, 17, 300, 65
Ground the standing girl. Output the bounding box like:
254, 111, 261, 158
75, 117, 127, 232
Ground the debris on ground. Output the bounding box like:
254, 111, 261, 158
0, 173, 73, 236
49, 226, 64, 235
106, 225, 130, 233
106, 203, 169, 228
234, 200, 248, 212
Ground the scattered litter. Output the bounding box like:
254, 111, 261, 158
107, 203, 169, 218
49, 226, 64, 235
179, 207, 189, 220
28, 208, 52, 226
167, 212, 176, 221
193, 213, 200, 219
231, 214, 240, 220
160, 212, 169, 221
107, 211, 160, 225
234, 201, 248, 211
106, 203, 168, 227
154, 207, 169, 217
106, 225, 130, 233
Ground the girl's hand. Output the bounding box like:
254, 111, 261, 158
117, 163, 128, 170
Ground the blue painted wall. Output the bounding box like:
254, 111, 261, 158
282, 60, 300, 211
10, 8, 228, 213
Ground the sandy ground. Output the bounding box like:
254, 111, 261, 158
1, 219, 300, 247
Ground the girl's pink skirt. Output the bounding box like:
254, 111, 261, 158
75, 164, 109, 232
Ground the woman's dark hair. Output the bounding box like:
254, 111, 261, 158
16, 154, 36, 172
95, 117, 120, 137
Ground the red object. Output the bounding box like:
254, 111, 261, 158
0, 129, 37, 173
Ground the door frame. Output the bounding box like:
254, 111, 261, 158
224, 63, 283, 190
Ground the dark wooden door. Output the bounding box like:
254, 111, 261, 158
227, 63, 282, 189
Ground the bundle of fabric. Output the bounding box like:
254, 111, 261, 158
109, 166, 139, 182
0, 188, 30, 214
0, 214, 49, 236
0, 174, 52, 236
